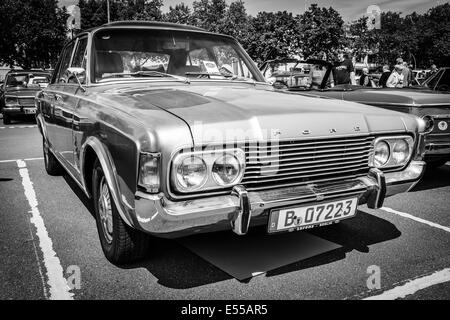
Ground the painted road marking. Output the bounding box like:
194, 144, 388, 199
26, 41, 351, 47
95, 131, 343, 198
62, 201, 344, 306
0, 125, 37, 129
0, 157, 44, 164
381, 207, 450, 233
17, 159, 74, 300
364, 268, 450, 300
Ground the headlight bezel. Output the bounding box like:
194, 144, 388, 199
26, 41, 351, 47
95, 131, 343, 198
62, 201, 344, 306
137, 152, 161, 193
171, 148, 246, 193
5, 96, 19, 106
370, 135, 414, 169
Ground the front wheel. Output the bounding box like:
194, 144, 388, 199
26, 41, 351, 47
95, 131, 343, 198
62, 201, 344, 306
92, 159, 150, 264
3, 114, 11, 125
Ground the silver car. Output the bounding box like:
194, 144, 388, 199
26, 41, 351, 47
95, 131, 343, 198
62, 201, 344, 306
36, 21, 427, 264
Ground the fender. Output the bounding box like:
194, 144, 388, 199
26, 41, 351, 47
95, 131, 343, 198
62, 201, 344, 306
80, 136, 135, 228
36, 113, 47, 141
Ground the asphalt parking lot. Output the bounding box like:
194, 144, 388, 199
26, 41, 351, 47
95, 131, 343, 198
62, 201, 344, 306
0, 118, 449, 300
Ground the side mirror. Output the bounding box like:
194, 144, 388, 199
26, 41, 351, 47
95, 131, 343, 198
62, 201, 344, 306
67, 67, 86, 91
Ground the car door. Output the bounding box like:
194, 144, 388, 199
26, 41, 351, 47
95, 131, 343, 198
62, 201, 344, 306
43, 40, 76, 170
65, 36, 89, 173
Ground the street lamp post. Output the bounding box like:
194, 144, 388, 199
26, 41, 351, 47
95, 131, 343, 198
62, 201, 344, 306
107, 0, 110, 23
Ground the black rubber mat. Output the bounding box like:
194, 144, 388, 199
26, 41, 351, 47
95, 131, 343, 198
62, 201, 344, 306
180, 229, 341, 280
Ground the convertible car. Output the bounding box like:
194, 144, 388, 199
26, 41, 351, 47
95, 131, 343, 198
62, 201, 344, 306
277, 60, 450, 168
36, 21, 426, 264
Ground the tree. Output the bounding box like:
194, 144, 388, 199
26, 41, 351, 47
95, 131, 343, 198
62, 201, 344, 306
299, 4, 344, 59
163, 3, 191, 24
190, 0, 227, 33
78, 0, 163, 30
221, 0, 251, 45
0, 0, 68, 69
246, 11, 301, 63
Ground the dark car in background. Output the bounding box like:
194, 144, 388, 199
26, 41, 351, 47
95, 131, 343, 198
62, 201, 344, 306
0, 70, 51, 124
420, 67, 450, 92
267, 59, 450, 168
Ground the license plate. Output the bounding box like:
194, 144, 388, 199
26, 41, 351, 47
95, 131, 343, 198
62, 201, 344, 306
24, 108, 36, 114
268, 198, 358, 233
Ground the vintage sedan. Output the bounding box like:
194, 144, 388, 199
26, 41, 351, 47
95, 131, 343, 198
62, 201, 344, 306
36, 21, 427, 264
420, 67, 450, 92
0, 70, 51, 124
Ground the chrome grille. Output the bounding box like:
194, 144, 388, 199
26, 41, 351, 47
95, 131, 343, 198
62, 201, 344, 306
242, 136, 374, 191
18, 97, 35, 106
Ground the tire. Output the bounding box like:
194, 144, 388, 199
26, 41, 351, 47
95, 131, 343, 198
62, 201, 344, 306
426, 159, 448, 169
3, 114, 11, 125
92, 159, 150, 264
43, 138, 64, 175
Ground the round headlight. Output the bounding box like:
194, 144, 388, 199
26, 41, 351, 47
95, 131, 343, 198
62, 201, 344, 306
374, 141, 390, 167
392, 139, 409, 165
422, 115, 434, 133
176, 156, 207, 190
212, 154, 242, 186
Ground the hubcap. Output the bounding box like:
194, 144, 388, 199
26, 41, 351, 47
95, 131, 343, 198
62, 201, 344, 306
98, 176, 113, 244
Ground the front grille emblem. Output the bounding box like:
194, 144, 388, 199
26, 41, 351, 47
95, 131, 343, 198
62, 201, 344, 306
438, 121, 448, 131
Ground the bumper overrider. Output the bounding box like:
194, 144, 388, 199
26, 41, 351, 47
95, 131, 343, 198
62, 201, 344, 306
133, 160, 425, 238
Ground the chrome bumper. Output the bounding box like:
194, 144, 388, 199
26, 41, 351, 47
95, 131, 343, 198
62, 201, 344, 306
133, 160, 426, 238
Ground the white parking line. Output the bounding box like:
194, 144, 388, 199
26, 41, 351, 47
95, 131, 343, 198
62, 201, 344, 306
0, 157, 43, 164
16, 159, 74, 300
0, 125, 37, 129
364, 268, 450, 300
381, 207, 450, 233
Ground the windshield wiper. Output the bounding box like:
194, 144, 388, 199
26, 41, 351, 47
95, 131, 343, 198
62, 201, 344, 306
102, 71, 187, 81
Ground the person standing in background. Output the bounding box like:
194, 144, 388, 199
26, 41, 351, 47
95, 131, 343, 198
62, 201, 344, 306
359, 67, 371, 86
378, 65, 391, 88
402, 62, 413, 87
386, 65, 405, 88
331, 50, 356, 86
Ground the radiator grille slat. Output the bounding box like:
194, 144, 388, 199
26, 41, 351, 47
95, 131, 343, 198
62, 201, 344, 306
18, 97, 35, 106
242, 136, 374, 191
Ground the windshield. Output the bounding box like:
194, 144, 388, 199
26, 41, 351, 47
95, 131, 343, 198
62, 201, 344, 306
92, 28, 262, 83
6, 73, 50, 88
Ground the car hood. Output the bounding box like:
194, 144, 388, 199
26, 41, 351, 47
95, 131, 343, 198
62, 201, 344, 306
342, 88, 450, 107
92, 83, 417, 146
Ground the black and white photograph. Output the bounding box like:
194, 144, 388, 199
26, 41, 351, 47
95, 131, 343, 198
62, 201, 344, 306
0, 0, 449, 308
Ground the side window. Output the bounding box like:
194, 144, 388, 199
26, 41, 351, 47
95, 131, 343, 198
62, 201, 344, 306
55, 42, 75, 84
72, 37, 88, 69
70, 37, 88, 84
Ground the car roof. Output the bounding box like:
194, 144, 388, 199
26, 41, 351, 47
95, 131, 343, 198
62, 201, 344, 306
80, 20, 207, 34
6, 70, 51, 75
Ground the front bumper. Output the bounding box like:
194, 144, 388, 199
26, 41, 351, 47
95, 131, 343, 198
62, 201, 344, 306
2, 106, 36, 116
133, 160, 426, 238
424, 132, 450, 160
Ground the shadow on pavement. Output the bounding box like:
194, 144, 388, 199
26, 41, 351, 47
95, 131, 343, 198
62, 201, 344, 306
128, 210, 400, 289
62, 170, 401, 289
410, 165, 450, 192
2, 116, 37, 125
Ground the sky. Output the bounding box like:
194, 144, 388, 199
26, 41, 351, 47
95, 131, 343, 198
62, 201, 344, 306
59, 0, 448, 21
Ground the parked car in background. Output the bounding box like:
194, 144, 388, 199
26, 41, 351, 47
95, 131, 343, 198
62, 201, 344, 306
413, 69, 431, 85
36, 21, 426, 264
260, 59, 336, 90
0, 70, 51, 124
420, 67, 450, 92
273, 60, 450, 168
